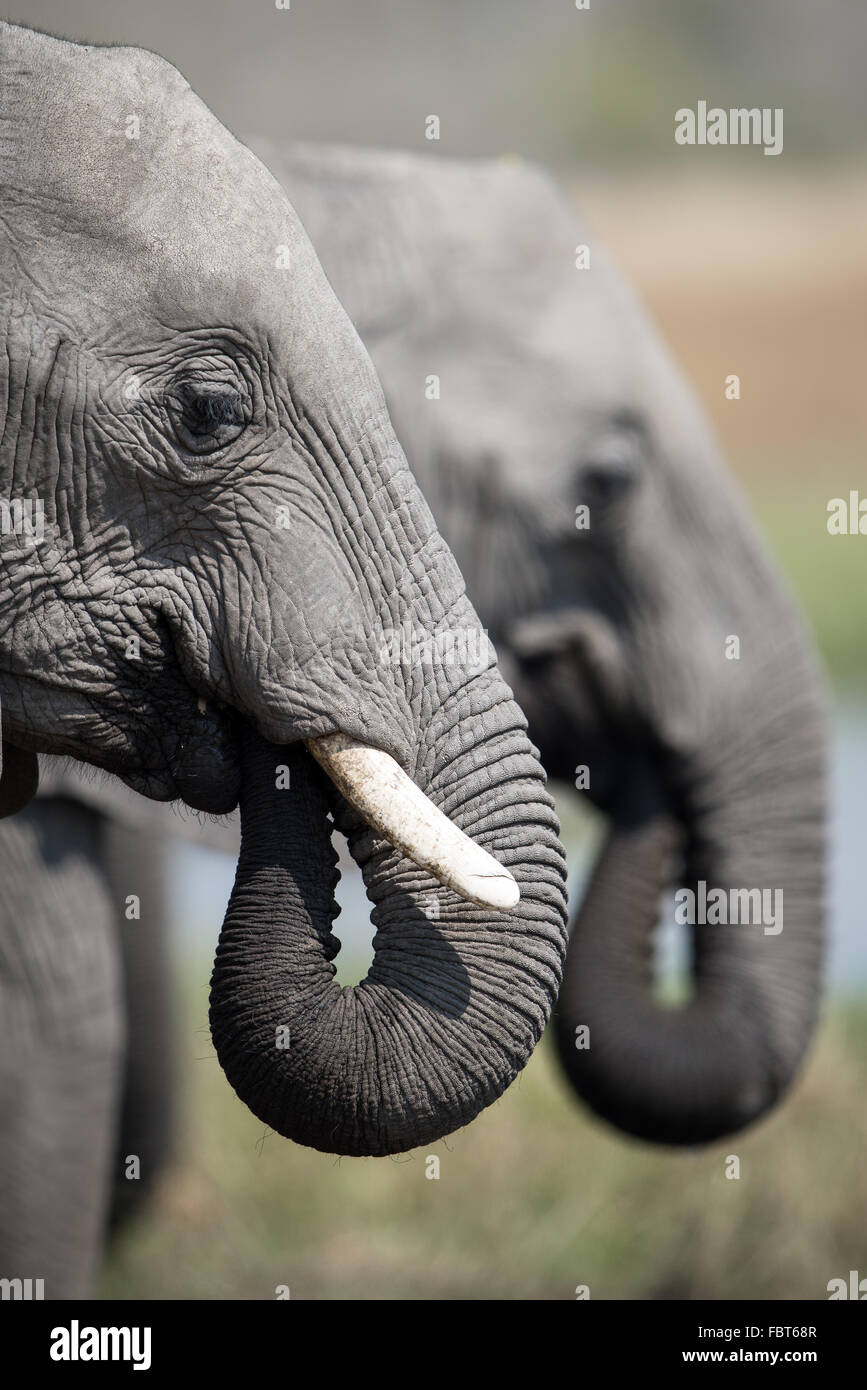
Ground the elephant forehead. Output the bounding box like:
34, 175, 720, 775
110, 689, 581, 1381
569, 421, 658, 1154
0, 27, 324, 341
280, 148, 644, 414
424, 256, 665, 436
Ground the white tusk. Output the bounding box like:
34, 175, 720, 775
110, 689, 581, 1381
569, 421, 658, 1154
305, 732, 520, 912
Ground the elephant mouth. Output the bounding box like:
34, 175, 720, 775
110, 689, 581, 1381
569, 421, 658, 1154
0, 659, 246, 816
125, 682, 520, 912
164, 696, 242, 814
2, 668, 520, 912
115, 693, 243, 815
505, 603, 682, 823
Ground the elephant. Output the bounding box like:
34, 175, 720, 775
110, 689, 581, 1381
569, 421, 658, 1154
0, 18, 569, 1302
0, 786, 178, 1293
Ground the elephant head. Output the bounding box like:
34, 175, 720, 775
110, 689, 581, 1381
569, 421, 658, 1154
258, 143, 827, 1144
0, 27, 568, 1156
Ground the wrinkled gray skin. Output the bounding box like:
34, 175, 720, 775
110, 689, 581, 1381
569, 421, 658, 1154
0, 27, 568, 1295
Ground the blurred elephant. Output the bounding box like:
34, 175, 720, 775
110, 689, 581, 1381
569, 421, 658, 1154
0, 27, 567, 1296
1, 132, 826, 1289
0, 785, 176, 1292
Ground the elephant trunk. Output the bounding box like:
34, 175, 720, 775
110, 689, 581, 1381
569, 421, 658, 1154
554, 637, 827, 1145
210, 683, 567, 1156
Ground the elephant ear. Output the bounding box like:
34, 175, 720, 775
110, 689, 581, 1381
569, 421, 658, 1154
0, 700, 39, 817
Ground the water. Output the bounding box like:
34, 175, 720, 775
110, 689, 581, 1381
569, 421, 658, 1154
168, 699, 867, 989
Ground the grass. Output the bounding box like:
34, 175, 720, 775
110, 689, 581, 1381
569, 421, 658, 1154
98, 960, 867, 1301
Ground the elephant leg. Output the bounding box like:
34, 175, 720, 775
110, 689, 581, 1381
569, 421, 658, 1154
102, 818, 176, 1235
0, 797, 125, 1299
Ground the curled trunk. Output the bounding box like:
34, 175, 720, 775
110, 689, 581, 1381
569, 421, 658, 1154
555, 642, 827, 1145
210, 691, 568, 1157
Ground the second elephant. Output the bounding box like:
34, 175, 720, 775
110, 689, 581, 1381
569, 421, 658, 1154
249, 141, 829, 1146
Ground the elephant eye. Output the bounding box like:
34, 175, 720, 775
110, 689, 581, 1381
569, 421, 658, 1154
577, 424, 643, 512
167, 381, 249, 456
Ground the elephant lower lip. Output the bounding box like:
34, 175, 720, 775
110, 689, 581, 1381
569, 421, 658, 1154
0, 738, 40, 817
172, 754, 240, 814
165, 702, 241, 813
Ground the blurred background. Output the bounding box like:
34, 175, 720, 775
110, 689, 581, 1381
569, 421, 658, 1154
11, 0, 866, 1298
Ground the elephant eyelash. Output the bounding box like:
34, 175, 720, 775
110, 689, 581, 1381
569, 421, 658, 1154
182, 390, 245, 429
163, 378, 253, 459
169, 381, 245, 419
